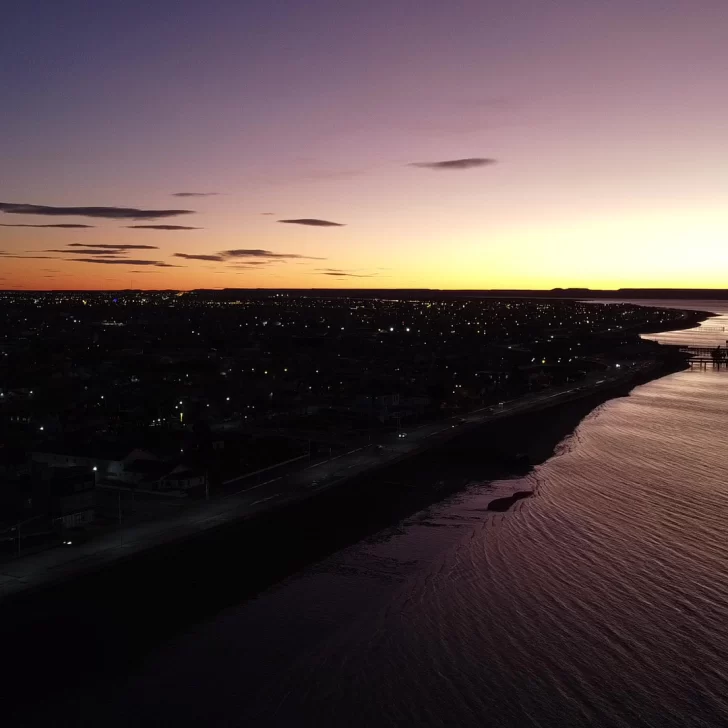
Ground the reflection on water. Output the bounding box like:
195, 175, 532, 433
100, 303, 728, 726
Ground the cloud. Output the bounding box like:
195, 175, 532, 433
229, 260, 277, 265
0, 254, 58, 259
174, 253, 225, 262
67, 243, 159, 250
221, 248, 324, 260
42, 249, 128, 256
70, 258, 181, 267
229, 262, 278, 269
320, 271, 374, 278
126, 225, 201, 230
260, 212, 275, 215
171, 192, 219, 198
408, 157, 496, 170
171, 250, 312, 264
317, 267, 376, 278
0, 202, 194, 220
39, 244, 162, 257
277, 218, 345, 227
0, 223, 95, 228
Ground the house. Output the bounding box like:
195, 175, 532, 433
0, 447, 29, 478
399, 395, 432, 417
114, 458, 206, 492
46, 466, 96, 528
32, 443, 158, 480
159, 466, 207, 491
0, 474, 36, 533
351, 393, 401, 422
117, 458, 170, 487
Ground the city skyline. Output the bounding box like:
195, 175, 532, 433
2, 0, 727, 290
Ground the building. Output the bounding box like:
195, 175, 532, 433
45, 466, 96, 528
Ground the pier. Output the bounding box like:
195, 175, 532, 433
680, 345, 728, 369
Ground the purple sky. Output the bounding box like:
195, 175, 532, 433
2, 0, 727, 289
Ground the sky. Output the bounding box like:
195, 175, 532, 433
1, 0, 727, 291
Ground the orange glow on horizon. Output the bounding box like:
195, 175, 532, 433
3, 202, 726, 291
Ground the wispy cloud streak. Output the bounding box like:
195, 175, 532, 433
126, 225, 201, 230
408, 157, 496, 170
171, 192, 219, 198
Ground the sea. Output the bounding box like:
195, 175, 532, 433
29, 301, 728, 727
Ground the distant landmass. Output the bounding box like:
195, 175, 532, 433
183, 288, 728, 300
6, 287, 728, 300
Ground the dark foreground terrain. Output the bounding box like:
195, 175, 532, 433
0, 354, 683, 718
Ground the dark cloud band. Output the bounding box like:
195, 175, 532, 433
174, 253, 224, 261
0, 254, 58, 259
0, 223, 95, 228
0, 202, 194, 220
277, 218, 345, 227
67, 243, 159, 250
42, 249, 128, 256
320, 271, 374, 277
221, 248, 324, 260
71, 258, 180, 267
173, 249, 325, 262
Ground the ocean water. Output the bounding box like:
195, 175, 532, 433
73, 303, 728, 726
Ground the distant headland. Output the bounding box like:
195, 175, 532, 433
184, 288, 728, 300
